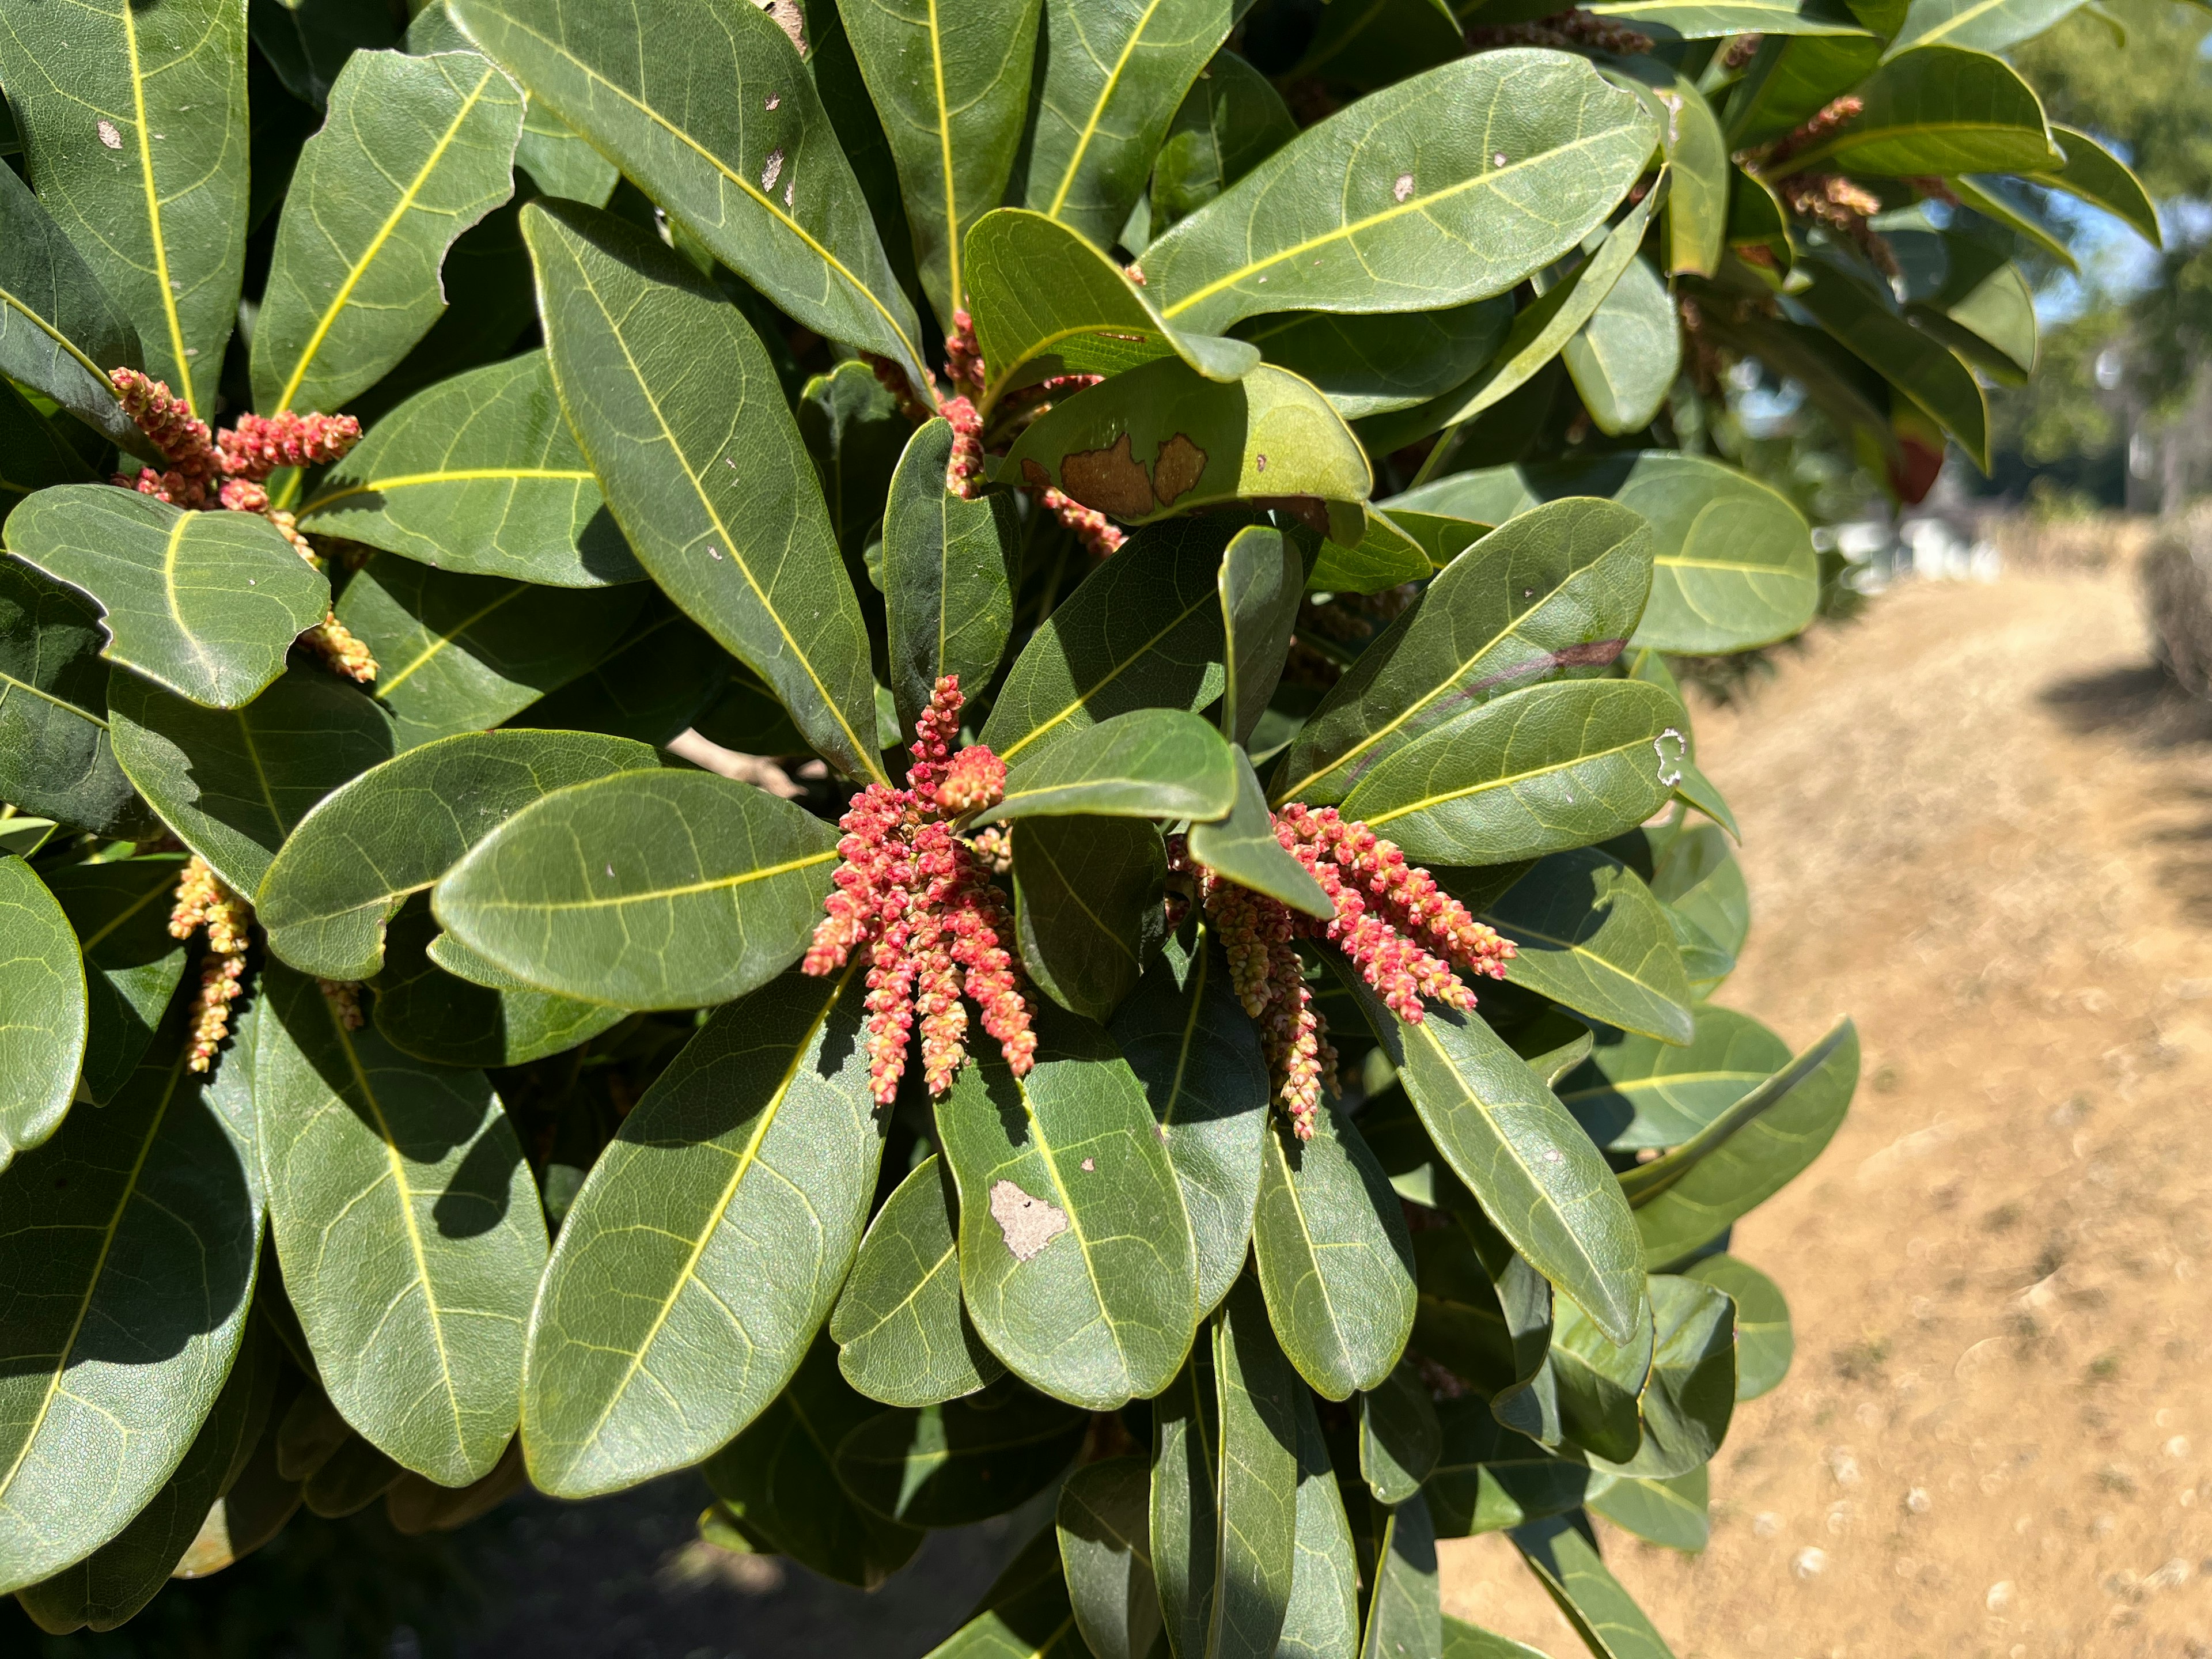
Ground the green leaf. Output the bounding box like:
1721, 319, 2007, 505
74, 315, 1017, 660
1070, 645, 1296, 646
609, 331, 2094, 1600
882, 418, 1018, 734
1019, 0, 1230, 251
0, 380, 98, 520
1410, 1225, 1548, 1397
1187, 749, 1333, 918
1558, 1005, 1789, 1152
1584, 0, 1868, 33
172, 1406, 304, 1579
1111, 929, 1271, 1317
965, 209, 1262, 416
1775, 45, 2059, 175
40, 854, 190, 1107
384, 1437, 529, 1535
1594, 1275, 1732, 1479
1149, 50, 1298, 234
1610, 63, 1726, 278
0, 856, 85, 1166
0, 0, 249, 411
255, 962, 546, 1486
1339, 680, 1687, 868
1511, 1515, 1679, 1659
981, 518, 1231, 766
935, 1006, 1200, 1410
1274, 498, 1653, 808
799, 358, 910, 561
1293, 0, 1462, 88
1309, 509, 1433, 598
1143, 54, 1656, 336
0, 165, 143, 452
1360, 1363, 1444, 1506
1684, 1252, 1791, 1400
511, 601, 733, 747
109, 668, 396, 897
1278, 1389, 1361, 1659
1000, 357, 1372, 534
925, 1523, 1089, 1656
370, 897, 629, 1067
1791, 256, 1989, 467
1630, 1019, 1857, 1267
703, 1335, 924, 1589
1208, 1274, 1302, 1659
1056, 1454, 1164, 1659
1360, 1494, 1443, 1659
1907, 251, 2036, 384
1244, 300, 1516, 423
1014, 816, 1166, 1021
835, 1390, 1088, 1527
522, 965, 881, 1494
1250, 1100, 1416, 1400
1585, 1465, 1708, 1553
431, 767, 838, 1010
257, 728, 656, 981
1509, 1289, 1653, 1463
1335, 967, 1642, 1347
836, 0, 1039, 329
522, 198, 886, 782
1218, 525, 1303, 749
1149, 1355, 1216, 1659
1563, 256, 1679, 438
260, 0, 404, 106
0, 1034, 262, 1596
1423, 1402, 1588, 1539
301, 1435, 405, 1518
253, 48, 522, 415
831, 1153, 1006, 1407
1442, 1616, 1549, 1659
450, 0, 930, 386
984, 707, 1240, 826
5, 488, 330, 709
1482, 849, 1692, 1044
1887, 0, 2085, 55
2036, 124, 2160, 248
297, 353, 640, 588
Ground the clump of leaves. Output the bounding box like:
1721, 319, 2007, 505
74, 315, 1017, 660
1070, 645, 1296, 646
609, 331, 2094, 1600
0, 0, 2104, 1651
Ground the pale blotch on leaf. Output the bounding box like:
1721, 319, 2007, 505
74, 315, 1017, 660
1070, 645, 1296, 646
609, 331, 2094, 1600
1654, 728, 1687, 786
763, 149, 785, 192
1394, 173, 1415, 202
988, 1179, 1069, 1262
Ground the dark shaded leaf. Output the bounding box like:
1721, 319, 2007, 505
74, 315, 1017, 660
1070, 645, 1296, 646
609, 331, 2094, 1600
832, 1153, 1006, 1407
1482, 848, 1692, 1044
40, 854, 189, 1106
1423, 1400, 1588, 1539
1360, 1362, 1444, 1506
0, 167, 142, 452
371, 897, 628, 1067
0, 855, 85, 1166
1558, 1005, 1789, 1152
1014, 815, 1167, 1021
834, 1390, 1087, 1527
1150, 50, 1297, 233
1056, 1454, 1162, 1659
882, 420, 1018, 734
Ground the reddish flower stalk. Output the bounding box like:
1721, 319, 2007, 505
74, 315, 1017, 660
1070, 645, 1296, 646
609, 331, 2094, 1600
803, 675, 1036, 1103
1171, 806, 1515, 1139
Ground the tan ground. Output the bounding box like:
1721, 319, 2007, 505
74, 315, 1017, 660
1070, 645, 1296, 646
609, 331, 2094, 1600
1440, 565, 2212, 1658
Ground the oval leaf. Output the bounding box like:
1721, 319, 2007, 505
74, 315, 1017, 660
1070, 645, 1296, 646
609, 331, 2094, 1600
0, 165, 143, 450
1014, 815, 1167, 1021
1480, 847, 1694, 1044
984, 707, 1239, 826
370, 897, 629, 1069
1774, 44, 2061, 175
1683, 1251, 1791, 1400
39, 854, 188, 1108
1057, 1454, 1165, 1659
831, 1153, 1006, 1408
0, 559, 146, 836
1558, 1004, 1790, 1152
0, 857, 86, 1166
882, 418, 1018, 735
834, 1390, 1088, 1527
1209, 1274, 1302, 1659
1360, 1362, 1444, 1506
1245, 300, 1514, 422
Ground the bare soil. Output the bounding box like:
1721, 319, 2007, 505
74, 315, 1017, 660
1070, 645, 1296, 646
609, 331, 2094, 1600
1442, 568, 2212, 1657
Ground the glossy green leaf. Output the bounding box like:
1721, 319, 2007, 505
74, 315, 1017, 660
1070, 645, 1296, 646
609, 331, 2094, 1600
1791, 257, 1989, 467
1111, 930, 1270, 1317
1278, 1389, 1361, 1659
1014, 816, 1166, 1021
1482, 848, 1692, 1044
524, 198, 885, 782
882, 418, 1017, 734
1563, 256, 1678, 438
1250, 1100, 1416, 1400
984, 707, 1239, 826
256, 962, 546, 1486
297, 353, 640, 589
1610, 62, 1725, 278
1585, 1464, 1708, 1553
0, 165, 143, 451
431, 767, 838, 1009
1209, 1274, 1302, 1659
1339, 680, 1687, 868
1149, 50, 1297, 233
1244, 300, 1516, 423
512, 601, 733, 747
5, 487, 329, 709
2036, 123, 2160, 248
1309, 509, 1432, 598
0, 380, 97, 520
0, 0, 248, 411
1360, 1494, 1443, 1659
703, 1335, 924, 1589
0, 1035, 262, 1596
1423, 1401, 1588, 1538
1584, 0, 1868, 33
1143, 53, 1656, 336
1001, 357, 1371, 535
1276, 499, 1652, 808
981, 518, 1230, 764
109, 668, 396, 897
1684, 1252, 1791, 1400
836, 0, 1039, 329
1218, 525, 1302, 749
40, 854, 190, 1107
450, 0, 930, 386
1887, 0, 2085, 56
1056, 1454, 1163, 1659
1776, 45, 2059, 175
835, 1390, 1087, 1527
1020, 0, 1229, 250
371, 897, 629, 1067
0, 856, 85, 1167
257, 728, 655, 981
1558, 1005, 1789, 1152
798, 358, 909, 560
261, 0, 404, 105
524, 966, 881, 1494
1360, 1363, 1444, 1506
832, 1153, 1006, 1407
965, 210, 1260, 416
1150, 1354, 1216, 1659
1511, 1515, 1678, 1659
1628, 1018, 1858, 1267
1187, 749, 1333, 918
935, 1007, 1199, 1410
1592, 1275, 1732, 1479
1517, 1291, 1653, 1464
253, 48, 522, 415
1441, 1616, 1549, 1659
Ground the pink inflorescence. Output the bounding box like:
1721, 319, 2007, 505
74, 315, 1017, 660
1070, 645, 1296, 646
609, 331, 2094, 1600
802, 675, 1036, 1103
110, 369, 361, 510
1171, 805, 1515, 1139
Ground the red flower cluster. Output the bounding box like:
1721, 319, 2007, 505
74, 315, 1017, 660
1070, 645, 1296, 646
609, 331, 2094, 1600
1172, 805, 1515, 1138
802, 675, 1036, 1103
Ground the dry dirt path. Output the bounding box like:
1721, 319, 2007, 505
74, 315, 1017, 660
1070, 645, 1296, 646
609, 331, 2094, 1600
1441, 568, 2212, 1659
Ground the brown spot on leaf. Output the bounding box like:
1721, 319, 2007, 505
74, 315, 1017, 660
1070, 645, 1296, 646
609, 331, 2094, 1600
1021, 458, 1052, 490
1153, 434, 1207, 505
1060, 432, 1153, 519
989, 1180, 1069, 1262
